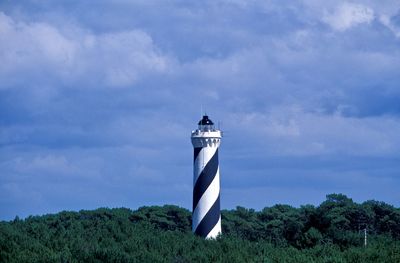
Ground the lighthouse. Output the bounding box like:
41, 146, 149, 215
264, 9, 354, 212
191, 115, 222, 239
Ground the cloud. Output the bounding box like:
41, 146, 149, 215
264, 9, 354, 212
83, 30, 171, 87
0, 1, 400, 219
0, 12, 172, 89
223, 106, 400, 157
322, 3, 374, 31
13, 155, 74, 174
0, 12, 76, 82
380, 13, 400, 38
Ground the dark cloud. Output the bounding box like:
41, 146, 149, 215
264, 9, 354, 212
0, 1, 399, 220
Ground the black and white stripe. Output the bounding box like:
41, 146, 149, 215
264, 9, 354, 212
192, 145, 221, 238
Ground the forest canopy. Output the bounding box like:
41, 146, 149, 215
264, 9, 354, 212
1, 193, 400, 262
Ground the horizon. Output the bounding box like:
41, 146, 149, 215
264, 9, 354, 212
1, 1, 399, 221
4, 191, 398, 222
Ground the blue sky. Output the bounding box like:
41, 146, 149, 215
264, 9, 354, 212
1, 0, 400, 220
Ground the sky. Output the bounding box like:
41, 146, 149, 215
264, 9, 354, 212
0, 0, 400, 220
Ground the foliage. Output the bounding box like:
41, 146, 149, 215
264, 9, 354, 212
0, 194, 399, 262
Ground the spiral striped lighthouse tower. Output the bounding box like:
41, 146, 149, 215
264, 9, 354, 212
191, 115, 222, 239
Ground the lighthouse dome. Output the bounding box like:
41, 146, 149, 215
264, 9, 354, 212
197, 115, 215, 131
198, 115, 214, 125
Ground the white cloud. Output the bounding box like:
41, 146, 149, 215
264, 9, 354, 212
95, 30, 170, 87
323, 2, 374, 31
226, 106, 400, 156
380, 14, 400, 38
1, 1, 400, 218
0, 12, 172, 88
10, 155, 77, 176
0, 12, 76, 76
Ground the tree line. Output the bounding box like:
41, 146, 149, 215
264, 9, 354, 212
1, 193, 399, 262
